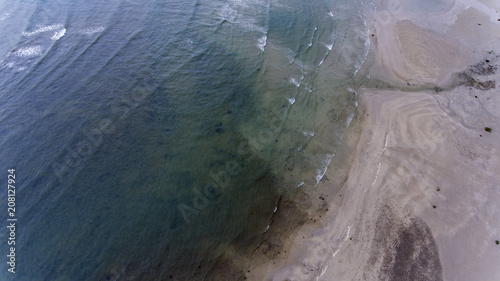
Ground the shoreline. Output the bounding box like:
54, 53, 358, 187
254, 0, 500, 280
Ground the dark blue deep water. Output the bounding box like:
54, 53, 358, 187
0, 0, 371, 279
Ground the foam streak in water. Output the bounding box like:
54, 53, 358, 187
289, 75, 304, 87
79, 26, 105, 35
314, 153, 334, 184
257, 35, 267, 51
13, 46, 43, 57
22, 24, 64, 37
51, 28, 66, 40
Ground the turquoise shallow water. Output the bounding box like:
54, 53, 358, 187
0, 0, 372, 279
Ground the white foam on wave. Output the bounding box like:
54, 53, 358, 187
318, 58, 325, 67
257, 35, 267, 51
289, 78, 299, 87
0, 13, 10, 21
241, 21, 267, 34
219, 2, 266, 32
51, 28, 66, 40
22, 24, 64, 37
220, 4, 238, 23
331, 226, 351, 259
289, 75, 304, 87
314, 153, 334, 184
306, 26, 318, 48
303, 130, 314, 137
79, 26, 105, 35
13, 46, 43, 57
351, 13, 371, 77
283, 47, 311, 73
345, 112, 355, 128
323, 42, 333, 51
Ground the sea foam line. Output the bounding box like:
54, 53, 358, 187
322, 42, 333, 51
51, 28, 66, 40
13, 46, 43, 57
22, 24, 64, 36
289, 75, 304, 87
79, 26, 105, 35
314, 153, 334, 184
257, 35, 267, 51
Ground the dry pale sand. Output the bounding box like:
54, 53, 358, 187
257, 0, 500, 280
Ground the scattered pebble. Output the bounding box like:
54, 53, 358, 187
436, 187, 440, 192
496, 240, 499, 245
485, 127, 493, 133
432, 205, 437, 209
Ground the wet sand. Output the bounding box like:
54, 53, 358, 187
250, 0, 500, 280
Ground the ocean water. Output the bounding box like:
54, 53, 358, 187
0, 0, 372, 280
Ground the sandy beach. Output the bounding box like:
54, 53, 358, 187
243, 0, 500, 280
